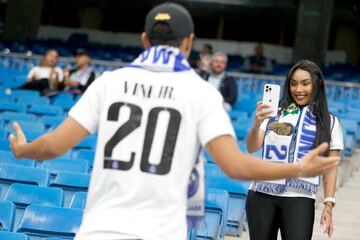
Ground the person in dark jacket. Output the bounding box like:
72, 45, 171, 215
62, 48, 96, 94
197, 51, 237, 111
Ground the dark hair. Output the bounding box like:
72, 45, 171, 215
40, 48, 59, 67
280, 60, 332, 156
148, 22, 183, 47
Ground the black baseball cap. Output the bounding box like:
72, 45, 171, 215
145, 2, 194, 41
73, 48, 89, 56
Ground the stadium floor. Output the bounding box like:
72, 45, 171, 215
230, 148, 360, 240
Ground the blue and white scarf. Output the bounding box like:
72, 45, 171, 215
252, 104, 320, 194
131, 46, 205, 225
130, 45, 192, 72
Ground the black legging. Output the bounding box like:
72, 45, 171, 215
246, 190, 315, 240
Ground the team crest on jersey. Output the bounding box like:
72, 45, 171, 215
188, 168, 200, 198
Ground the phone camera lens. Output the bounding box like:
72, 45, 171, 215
265, 90, 268, 92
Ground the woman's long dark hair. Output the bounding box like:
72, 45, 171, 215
280, 60, 332, 156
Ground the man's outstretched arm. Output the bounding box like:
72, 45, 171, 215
9, 117, 89, 160
206, 135, 339, 181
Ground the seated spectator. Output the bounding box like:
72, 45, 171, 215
243, 42, 273, 74
198, 51, 237, 111
61, 49, 96, 94
197, 43, 213, 72
21, 49, 64, 93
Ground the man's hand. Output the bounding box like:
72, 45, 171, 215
9, 122, 27, 159
299, 142, 340, 177
320, 203, 334, 237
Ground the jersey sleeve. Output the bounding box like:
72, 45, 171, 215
68, 76, 104, 134
330, 117, 344, 150
197, 87, 235, 146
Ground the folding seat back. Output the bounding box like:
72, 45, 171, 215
40, 116, 65, 129
0, 102, 26, 113
27, 105, 63, 117
0, 165, 49, 198
0, 232, 29, 240
5, 183, 64, 208
195, 188, 229, 239
0, 150, 35, 167
0, 200, 16, 231
69, 192, 87, 209
205, 163, 249, 236
74, 149, 95, 167
6, 120, 46, 133
1, 111, 36, 122
50, 171, 90, 207
17, 205, 83, 238
12, 90, 40, 99
41, 158, 89, 176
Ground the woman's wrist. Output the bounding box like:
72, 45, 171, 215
252, 120, 262, 129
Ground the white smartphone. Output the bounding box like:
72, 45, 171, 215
262, 84, 281, 117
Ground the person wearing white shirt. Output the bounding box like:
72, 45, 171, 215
23, 49, 63, 93
9, 4, 339, 240
246, 60, 343, 240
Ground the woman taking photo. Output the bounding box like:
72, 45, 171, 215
246, 60, 343, 240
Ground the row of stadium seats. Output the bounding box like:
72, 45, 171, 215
0, 165, 248, 240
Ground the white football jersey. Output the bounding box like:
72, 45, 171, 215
70, 65, 234, 240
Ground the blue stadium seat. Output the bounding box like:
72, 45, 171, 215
49, 171, 90, 208
74, 149, 95, 167
50, 93, 74, 103
0, 200, 16, 231
0, 165, 49, 197
42, 158, 89, 175
0, 94, 15, 103
11, 89, 40, 99
202, 150, 214, 164
0, 139, 11, 151
17, 205, 83, 238
45, 238, 72, 240
52, 99, 77, 111
27, 105, 63, 116
0, 232, 29, 240
6, 120, 46, 132
0, 127, 5, 139
5, 183, 64, 208
17, 95, 50, 106
195, 188, 229, 240
341, 119, 360, 145
0, 150, 35, 167
205, 163, 249, 237
1, 111, 36, 122
50, 172, 90, 191
234, 125, 249, 140
40, 116, 65, 129
69, 192, 87, 209
228, 110, 249, 121
76, 136, 97, 149
0, 102, 26, 113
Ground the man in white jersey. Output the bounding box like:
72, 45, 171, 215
9, 3, 339, 240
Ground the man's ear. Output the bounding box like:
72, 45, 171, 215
179, 33, 194, 59
141, 32, 152, 49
